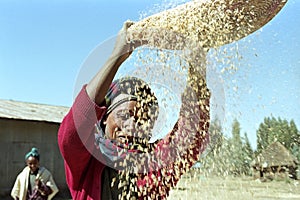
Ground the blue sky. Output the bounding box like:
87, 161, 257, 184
0, 0, 299, 149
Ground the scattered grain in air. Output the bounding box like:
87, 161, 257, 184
111, 0, 290, 199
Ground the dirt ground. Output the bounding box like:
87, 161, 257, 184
52, 174, 300, 200
168, 174, 300, 200
5, 174, 297, 200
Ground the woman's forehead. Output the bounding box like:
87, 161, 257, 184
113, 101, 137, 112
111, 94, 135, 104
26, 156, 39, 162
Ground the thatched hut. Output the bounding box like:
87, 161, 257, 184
251, 142, 298, 180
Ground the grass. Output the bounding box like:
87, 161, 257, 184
168, 173, 300, 200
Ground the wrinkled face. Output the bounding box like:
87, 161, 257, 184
104, 98, 158, 146
26, 156, 39, 173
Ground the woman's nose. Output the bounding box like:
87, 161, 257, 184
122, 117, 136, 131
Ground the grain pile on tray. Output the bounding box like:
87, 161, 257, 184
127, 0, 287, 50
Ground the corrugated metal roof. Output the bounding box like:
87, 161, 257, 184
0, 99, 70, 123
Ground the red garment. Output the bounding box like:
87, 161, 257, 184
58, 85, 209, 200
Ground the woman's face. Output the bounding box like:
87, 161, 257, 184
26, 156, 39, 173
104, 100, 156, 146
105, 100, 137, 143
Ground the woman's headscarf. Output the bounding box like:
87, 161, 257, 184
25, 147, 40, 161
104, 76, 159, 116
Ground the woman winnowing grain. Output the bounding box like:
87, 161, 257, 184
58, 20, 210, 200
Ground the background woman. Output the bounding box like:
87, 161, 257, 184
11, 147, 59, 200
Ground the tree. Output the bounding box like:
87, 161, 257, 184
290, 120, 300, 148
256, 116, 300, 156
229, 119, 249, 175
231, 118, 242, 147
256, 117, 271, 153
202, 119, 255, 176
290, 120, 300, 163
198, 119, 233, 177
241, 132, 253, 175
205, 117, 224, 154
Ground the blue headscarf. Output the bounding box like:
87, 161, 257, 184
25, 147, 40, 161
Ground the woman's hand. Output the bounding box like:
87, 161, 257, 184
183, 46, 207, 79
87, 20, 147, 105
110, 21, 134, 61
35, 178, 42, 188
110, 20, 147, 64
